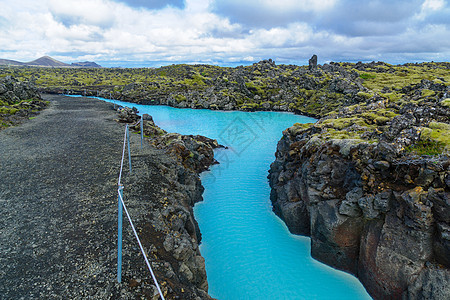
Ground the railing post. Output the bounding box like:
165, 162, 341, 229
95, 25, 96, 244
126, 125, 132, 174
140, 115, 144, 149
117, 185, 124, 283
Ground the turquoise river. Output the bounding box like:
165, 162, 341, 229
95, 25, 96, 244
87, 96, 371, 299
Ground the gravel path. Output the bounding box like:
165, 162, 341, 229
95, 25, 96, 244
0, 95, 154, 299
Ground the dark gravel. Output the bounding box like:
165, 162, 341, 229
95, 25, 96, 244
0, 95, 166, 299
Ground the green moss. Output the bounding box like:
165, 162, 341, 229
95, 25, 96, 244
360, 73, 376, 80
321, 117, 369, 130
375, 116, 390, 125
357, 91, 374, 99
287, 123, 314, 135
191, 73, 208, 85
377, 109, 399, 118
420, 123, 450, 152
360, 112, 391, 125
406, 139, 445, 156
0, 107, 18, 115
441, 98, 450, 107
429, 122, 450, 131
383, 92, 403, 102
293, 122, 314, 129
261, 101, 272, 108
316, 128, 364, 140
421, 89, 435, 97
146, 125, 166, 137
357, 64, 450, 93
174, 94, 187, 103
241, 102, 260, 110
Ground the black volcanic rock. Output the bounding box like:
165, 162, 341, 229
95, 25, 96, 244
308, 54, 318, 70
0, 76, 41, 104
268, 118, 450, 299
120, 108, 223, 174
0, 76, 46, 130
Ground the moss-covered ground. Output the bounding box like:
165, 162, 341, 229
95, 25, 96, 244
0, 99, 48, 130
1, 60, 449, 154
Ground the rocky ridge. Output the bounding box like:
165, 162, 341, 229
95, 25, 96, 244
3, 58, 449, 118
268, 96, 450, 298
35, 58, 367, 117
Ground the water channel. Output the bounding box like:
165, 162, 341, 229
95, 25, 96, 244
84, 96, 371, 299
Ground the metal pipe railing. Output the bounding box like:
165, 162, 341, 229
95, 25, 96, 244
116, 120, 165, 300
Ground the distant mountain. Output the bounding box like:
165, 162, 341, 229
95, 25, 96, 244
0, 59, 25, 66
0, 56, 102, 68
71, 61, 102, 68
26, 56, 69, 67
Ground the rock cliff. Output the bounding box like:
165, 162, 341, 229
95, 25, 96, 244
269, 97, 450, 298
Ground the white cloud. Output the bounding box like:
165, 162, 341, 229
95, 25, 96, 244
422, 0, 445, 10
415, 0, 446, 19
249, 23, 313, 48
0, 0, 448, 65
45, 0, 117, 31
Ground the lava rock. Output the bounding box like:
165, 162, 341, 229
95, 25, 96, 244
308, 54, 318, 71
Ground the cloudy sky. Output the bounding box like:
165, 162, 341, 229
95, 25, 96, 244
0, 0, 449, 67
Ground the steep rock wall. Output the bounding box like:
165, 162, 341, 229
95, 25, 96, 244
269, 125, 449, 299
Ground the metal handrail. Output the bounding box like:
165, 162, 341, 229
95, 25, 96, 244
116, 121, 165, 300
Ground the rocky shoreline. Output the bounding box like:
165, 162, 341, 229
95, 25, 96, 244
268, 103, 450, 298
115, 105, 223, 299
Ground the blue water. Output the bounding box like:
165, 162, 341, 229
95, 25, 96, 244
76, 96, 371, 299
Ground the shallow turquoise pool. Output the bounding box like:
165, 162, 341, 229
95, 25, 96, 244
82, 96, 371, 299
